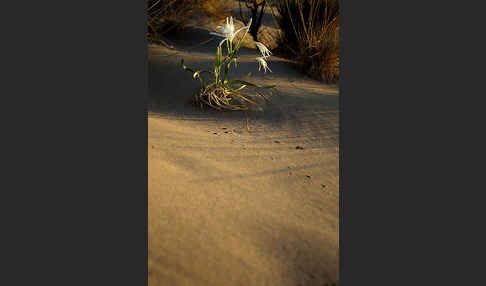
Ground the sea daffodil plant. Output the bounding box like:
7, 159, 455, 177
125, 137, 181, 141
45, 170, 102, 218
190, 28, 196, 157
181, 17, 276, 111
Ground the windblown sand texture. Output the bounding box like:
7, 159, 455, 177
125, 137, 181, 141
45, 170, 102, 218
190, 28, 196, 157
148, 8, 339, 285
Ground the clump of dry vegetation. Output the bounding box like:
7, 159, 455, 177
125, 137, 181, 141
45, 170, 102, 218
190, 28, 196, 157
146, 0, 198, 45
199, 0, 232, 20
147, 0, 233, 45
275, 0, 339, 83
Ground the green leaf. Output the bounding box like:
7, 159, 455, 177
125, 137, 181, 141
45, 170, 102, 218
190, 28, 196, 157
234, 18, 252, 52
226, 86, 259, 107
236, 85, 247, 91
193, 70, 211, 79
228, 80, 276, 89
262, 84, 277, 89
228, 79, 258, 87
181, 59, 196, 73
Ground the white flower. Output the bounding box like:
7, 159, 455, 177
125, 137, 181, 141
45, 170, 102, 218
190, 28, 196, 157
256, 57, 272, 73
216, 16, 235, 39
209, 17, 252, 47
254, 42, 272, 58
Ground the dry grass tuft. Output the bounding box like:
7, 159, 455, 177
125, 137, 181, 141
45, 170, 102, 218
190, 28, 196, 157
193, 83, 261, 111
146, 0, 234, 45
275, 0, 339, 83
198, 0, 232, 20
146, 0, 198, 45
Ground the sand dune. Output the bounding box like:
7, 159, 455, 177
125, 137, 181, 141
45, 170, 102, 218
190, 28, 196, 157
148, 18, 339, 285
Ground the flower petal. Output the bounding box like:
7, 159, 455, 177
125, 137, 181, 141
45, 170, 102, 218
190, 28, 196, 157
255, 42, 272, 58
210, 32, 226, 39
218, 38, 228, 47
233, 26, 248, 39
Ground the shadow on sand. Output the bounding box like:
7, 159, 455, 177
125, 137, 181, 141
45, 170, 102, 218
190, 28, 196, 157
148, 27, 339, 147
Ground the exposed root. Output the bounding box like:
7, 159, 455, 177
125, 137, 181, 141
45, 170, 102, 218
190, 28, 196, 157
193, 84, 263, 111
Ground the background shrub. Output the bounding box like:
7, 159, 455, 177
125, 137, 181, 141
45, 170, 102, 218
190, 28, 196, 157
146, 0, 198, 44
199, 0, 232, 20
276, 0, 339, 83
237, 0, 269, 42
147, 0, 232, 45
